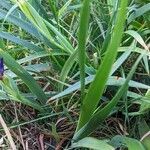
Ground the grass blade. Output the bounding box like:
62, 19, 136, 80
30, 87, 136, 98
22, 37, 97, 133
0, 49, 47, 104
128, 3, 150, 24
0, 76, 44, 111
78, 0, 91, 98
76, 0, 129, 130
74, 55, 143, 140
59, 49, 78, 91
0, 32, 44, 52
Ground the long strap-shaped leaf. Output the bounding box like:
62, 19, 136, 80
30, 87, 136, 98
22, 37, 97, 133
76, 0, 129, 130
0, 49, 47, 104
14, 0, 74, 53
59, 0, 91, 91
74, 55, 143, 141
0, 76, 44, 112
78, 0, 91, 98
0, 32, 44, 52
59, 49, 78, 91
128, 3, 150, 24
0, 9, 52, 47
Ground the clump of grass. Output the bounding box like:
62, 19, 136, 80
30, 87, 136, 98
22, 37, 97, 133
0, 0, 149, 149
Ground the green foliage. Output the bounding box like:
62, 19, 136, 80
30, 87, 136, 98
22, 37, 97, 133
78, 0, 91, 99
110, 135, 146, 150
0, 0, 149, 149
74, 55, 143, 141
0, 76, 44, 111
0, 48, 47, 104
76, 0, 129, 131
72, 137, 114, 150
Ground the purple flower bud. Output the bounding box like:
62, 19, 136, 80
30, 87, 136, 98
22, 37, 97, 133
0, 58, 4, 80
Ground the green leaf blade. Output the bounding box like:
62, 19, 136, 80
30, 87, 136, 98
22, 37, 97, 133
77, 0, 129, 131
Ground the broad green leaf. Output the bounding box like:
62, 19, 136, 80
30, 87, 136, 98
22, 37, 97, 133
71, 137, 114, 150
110, 136, 146, 150
141, 132, 150, 150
